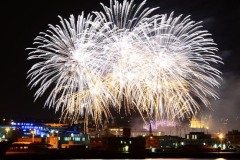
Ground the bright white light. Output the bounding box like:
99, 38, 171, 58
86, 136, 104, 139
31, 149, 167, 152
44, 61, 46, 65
223, 144, 226, 149
27, 0, 222, 127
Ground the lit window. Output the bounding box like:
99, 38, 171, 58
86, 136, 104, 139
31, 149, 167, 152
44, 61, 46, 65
187, 135, 189, 139
75, 137, 80, 141
82, 137, 85, 141
192, 135, 194, 139
64, 137, 71, 141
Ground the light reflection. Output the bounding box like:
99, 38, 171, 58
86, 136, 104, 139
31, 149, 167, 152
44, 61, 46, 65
70, 159, 228, 160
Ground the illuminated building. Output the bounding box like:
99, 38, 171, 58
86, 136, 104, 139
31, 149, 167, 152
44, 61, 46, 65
185, 132, 211, 145
16, 132, 59, 149
190, 112, 204, 129
0, 122, 67, 150
184, 132, 226, 149
59, 125, 90, 148
18, 137, 42, 143
48, 132, 59, 149
60, 133, 90, 149
226, 130, 240, 149
10, 122, 47, 137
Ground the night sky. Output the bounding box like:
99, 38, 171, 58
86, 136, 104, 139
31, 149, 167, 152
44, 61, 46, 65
1, 0, 240, 127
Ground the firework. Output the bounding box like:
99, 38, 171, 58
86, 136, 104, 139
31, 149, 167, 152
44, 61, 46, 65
144, 120, 179, 131
27, 0, 222, 128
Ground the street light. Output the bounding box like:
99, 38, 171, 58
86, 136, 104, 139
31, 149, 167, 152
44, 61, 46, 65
5, 127, 10, 139
219, 134, 223, 150
31, 130, 35, 143
219, 134, 223, 139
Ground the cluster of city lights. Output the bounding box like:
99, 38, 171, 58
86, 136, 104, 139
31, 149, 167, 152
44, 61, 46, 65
28, 0, 222, 127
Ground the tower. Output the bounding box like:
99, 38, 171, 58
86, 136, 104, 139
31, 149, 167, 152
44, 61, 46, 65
149, 123, 153, 136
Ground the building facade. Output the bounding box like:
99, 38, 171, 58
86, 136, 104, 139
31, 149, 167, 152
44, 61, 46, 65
226, 130, 240, 149
184, 132, 226, 149
90, 137, 146, 152
59, 133, 90, 148
159, 135, 184, 148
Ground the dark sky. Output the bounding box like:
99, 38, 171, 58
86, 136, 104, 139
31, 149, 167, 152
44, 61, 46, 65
1, 0, 240, 126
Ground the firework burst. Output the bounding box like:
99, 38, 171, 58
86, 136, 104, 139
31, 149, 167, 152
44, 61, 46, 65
27, 0, 222, 129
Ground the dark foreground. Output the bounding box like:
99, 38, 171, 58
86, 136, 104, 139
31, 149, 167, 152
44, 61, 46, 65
2, 152, 240, 160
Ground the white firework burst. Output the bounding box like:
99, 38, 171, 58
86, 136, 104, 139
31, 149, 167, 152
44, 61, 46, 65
27, 0, 222, 128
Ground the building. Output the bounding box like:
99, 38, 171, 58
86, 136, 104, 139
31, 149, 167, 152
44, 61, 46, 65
185, 132, 211, 145
190, 116, 204, 129
8, 142, 52, 152
159, 135, 184, 148
226, 130, 240, 149
145, 136, 160, 149
90, 137, 103, 150
184, 132, 226, 149
61, 141, 86, 150
59, 125, 90, 149
90, 137, 146, 152
60, 133, 90, 148
48, 132, 59, 149
190, 112, 205, 132
18, 137, 43, 143
16, 132, 59, 149
0, 122, 67, 142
